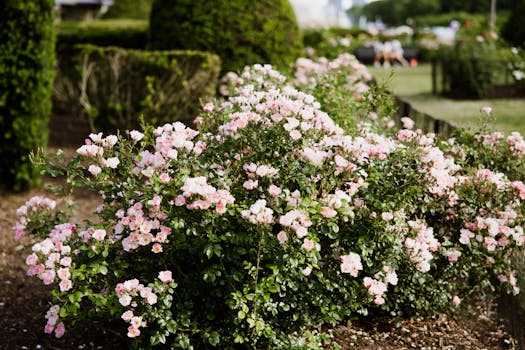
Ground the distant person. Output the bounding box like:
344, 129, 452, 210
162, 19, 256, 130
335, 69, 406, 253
382, 40, 393, 68
391, 39, 408, 67
373, 40, 384, 67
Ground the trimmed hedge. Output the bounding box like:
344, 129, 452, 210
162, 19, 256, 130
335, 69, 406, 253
149, 0, 303, 73
76, 45, 220, 131
56, 20, 149, 54
0, 0, 55, 191
436, 44, 509, 99
54, 20, 149, 114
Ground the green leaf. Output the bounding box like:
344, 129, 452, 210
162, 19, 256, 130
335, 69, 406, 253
204, 245, 213, 259
166, 320, 177, 333
68, 291, 83, 303
208, 331, 220, 346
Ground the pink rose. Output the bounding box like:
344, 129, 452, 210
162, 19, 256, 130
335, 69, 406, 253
121, 310, 134, 321
277, 231, 288, 245
302, 239, 316, 251
105, 157, 120, 169
88, 165, 102, 176
127, 325, 141, 338
158, 270, 173, 283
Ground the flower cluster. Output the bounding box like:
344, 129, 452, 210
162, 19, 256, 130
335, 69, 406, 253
116, 278, 158, 308
293, 54, 372, 92
77, 133, 120, 175
117, 271, 174, 338
279, 210, 313, 239
26, 223, 75, 291
363, 266, 398, 305
340, 252, 362, 277
114, 201, 172, 252
13, 196, 56, 239
178, 176, 235, 215
405, 220, 441, 273
44, 305, 65, 338
241, 199, 274, 225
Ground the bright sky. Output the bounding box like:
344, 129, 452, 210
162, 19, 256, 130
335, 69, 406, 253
289, 0, 354, 27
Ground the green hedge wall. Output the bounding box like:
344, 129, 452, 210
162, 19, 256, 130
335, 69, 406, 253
0, 0, 55, 191
56, 20, 149, 55
54, 20, 149, 114
76, 45, 221, 131
149, 0, 303, 74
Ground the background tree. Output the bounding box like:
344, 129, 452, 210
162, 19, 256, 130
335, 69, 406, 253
406, 0, 441, 18
352, 0, 515, 27
501, 0, 525, 47
0, 0, 55, 191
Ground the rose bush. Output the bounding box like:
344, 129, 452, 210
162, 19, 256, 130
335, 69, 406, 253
15, 55, 525, 348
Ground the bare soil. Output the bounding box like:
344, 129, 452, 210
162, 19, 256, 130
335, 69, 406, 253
0, 147, 519, 350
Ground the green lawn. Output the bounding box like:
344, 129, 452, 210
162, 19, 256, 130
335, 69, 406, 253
368, 64, 525, 135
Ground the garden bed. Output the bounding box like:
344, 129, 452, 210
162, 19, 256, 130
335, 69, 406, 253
4, 55, 525, 349
0, 170, 517, 349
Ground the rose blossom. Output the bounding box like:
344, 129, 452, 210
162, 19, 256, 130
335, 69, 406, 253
105, 157, 120, 169
158, 270, 173, 283
88, 165, 102, 176
130, 130, 144, 142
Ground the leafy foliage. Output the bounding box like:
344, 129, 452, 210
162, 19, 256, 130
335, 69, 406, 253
148, 0, 303, 74
76, 45, 221, 131
501, 0, 525, 48
54, 20, 149, 115
437, 25, 513, 99
350, 0, 515, 27
0, 0, 55, 191
56, 20, 149, 54
16, 55, 525, 348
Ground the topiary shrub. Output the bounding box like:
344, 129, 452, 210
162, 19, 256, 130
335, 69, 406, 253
0, 0, 55, 191
77, 45, 221, 131
148, 0, 303, 74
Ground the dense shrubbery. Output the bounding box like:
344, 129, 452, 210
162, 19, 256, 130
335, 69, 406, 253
76, 45, 220, 131
56, 20, 149, 54
0, 0, 55, 191
302, 29, 366, 60
15, 54, 525, 348
101, 0, 152, 20
149, 0, 303, 74
501, 0, 525, 48
506, 47, 525, 89
54, 20, 149, 115
437, 24, 517, 99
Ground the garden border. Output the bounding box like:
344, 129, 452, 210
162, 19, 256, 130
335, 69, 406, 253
393, 95, 525, 350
